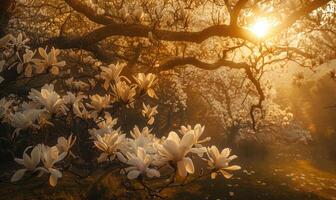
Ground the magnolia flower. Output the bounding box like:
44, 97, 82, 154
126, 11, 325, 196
117, 147, 160, 180
99, 62, 125, 90
112, 81, 136, 106
9, 109, 44, 135
34, 47, 66, 75
93, 131, 125, 163
132, 6, 144, 22
86, 94, 111, 115
119, 7, 129, 19
142, 103, 158, 125
28, 84, 67, 115
65, 78, 90, 91
11, 145, 41, 182
128, 126, 156, 154
73, 102, 91, 119
133, 73, 157, 98
56, 134, 76, 154
62, 92, 86, 105
180, 124, 211, 146
0, 34, 14, 47
157, 132, 195, 177
11, 33, 30, 50
206, 146, 240, 179
16, 49, 36, 77
89, 112, 118, 138
37, 145, 67, 187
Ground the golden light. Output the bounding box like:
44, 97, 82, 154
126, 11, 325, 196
250, 18, 271, 38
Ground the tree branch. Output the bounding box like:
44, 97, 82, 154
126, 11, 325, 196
159, 57, 248, 70
64, 0, 114, 25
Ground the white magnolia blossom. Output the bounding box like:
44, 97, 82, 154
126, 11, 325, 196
56, 134, 76, 154
117, 147, 160, 180
112, 80, 136, 106
65, 78, 90, 91
180, 124, 211, 147
11, 145, 41, 182
133, 73, 158, 98
37, 145, 67, 187
86, 94, 111, 115
9, 109, 44, 135
206, 146, 241, 179
128, 126, 156, 154
99, 62, 125, 90
73, 102, 91, 119
34, 47, 66, 75
28, 84, 67, 115
132, 6, 145, 22
119, 7, 129, 19
142, 103, 158, 125
93, 131, 125, 163
11, 33, 30, 50
89, 112, 118, 137
156, 132, 196, 177
0, 34, 14, 47
62, 92, 86, 105
16, 49, 36, 77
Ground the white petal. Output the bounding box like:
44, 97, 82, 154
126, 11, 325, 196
224, 165, 241, 171
220, 170, 233, 179
14, 158, 24, 165
116, 152, 127, 163
97, 153, 109, 163
49, 174, 58, 187
183, 157, 194, 174
211, 172, 217, 179
11, 169, 27, 182
31, 146, 41, 167
146, 169, 160, 178
177, 160, 187, 178
221, 148, 231, 158
49, 168, 62, 178
167, 131, 180, 143
180, 133, 195, 148
127, 170, 141, 180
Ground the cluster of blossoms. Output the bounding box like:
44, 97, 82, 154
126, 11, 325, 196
0, 37, 240, 188
11, 134, 76, 186
81, 0, 191, 29
0, 33, 65, 83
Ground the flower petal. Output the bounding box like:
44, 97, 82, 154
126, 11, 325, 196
127, 170, 141, 180
180, 133, 195, 148
224, 165, 241, 171
177, 160, 187, 178
11, 169, 27, 182
183, 157, 194, 174
146, 169, 160, 178
49, 174, 58, 187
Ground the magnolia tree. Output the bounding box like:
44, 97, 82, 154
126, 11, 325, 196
0, 0, 335, 198
0, 34, 240, 198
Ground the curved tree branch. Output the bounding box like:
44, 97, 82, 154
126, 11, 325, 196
159, 56, 249, 70
47, 0, 330, 50
64, 0, 114, 25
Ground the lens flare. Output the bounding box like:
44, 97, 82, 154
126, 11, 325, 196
251, 18, 270, 38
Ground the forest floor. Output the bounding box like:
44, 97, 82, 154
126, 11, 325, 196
0, 145, 335, 200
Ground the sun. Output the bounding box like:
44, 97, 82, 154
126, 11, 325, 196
250, 18, 271, 38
